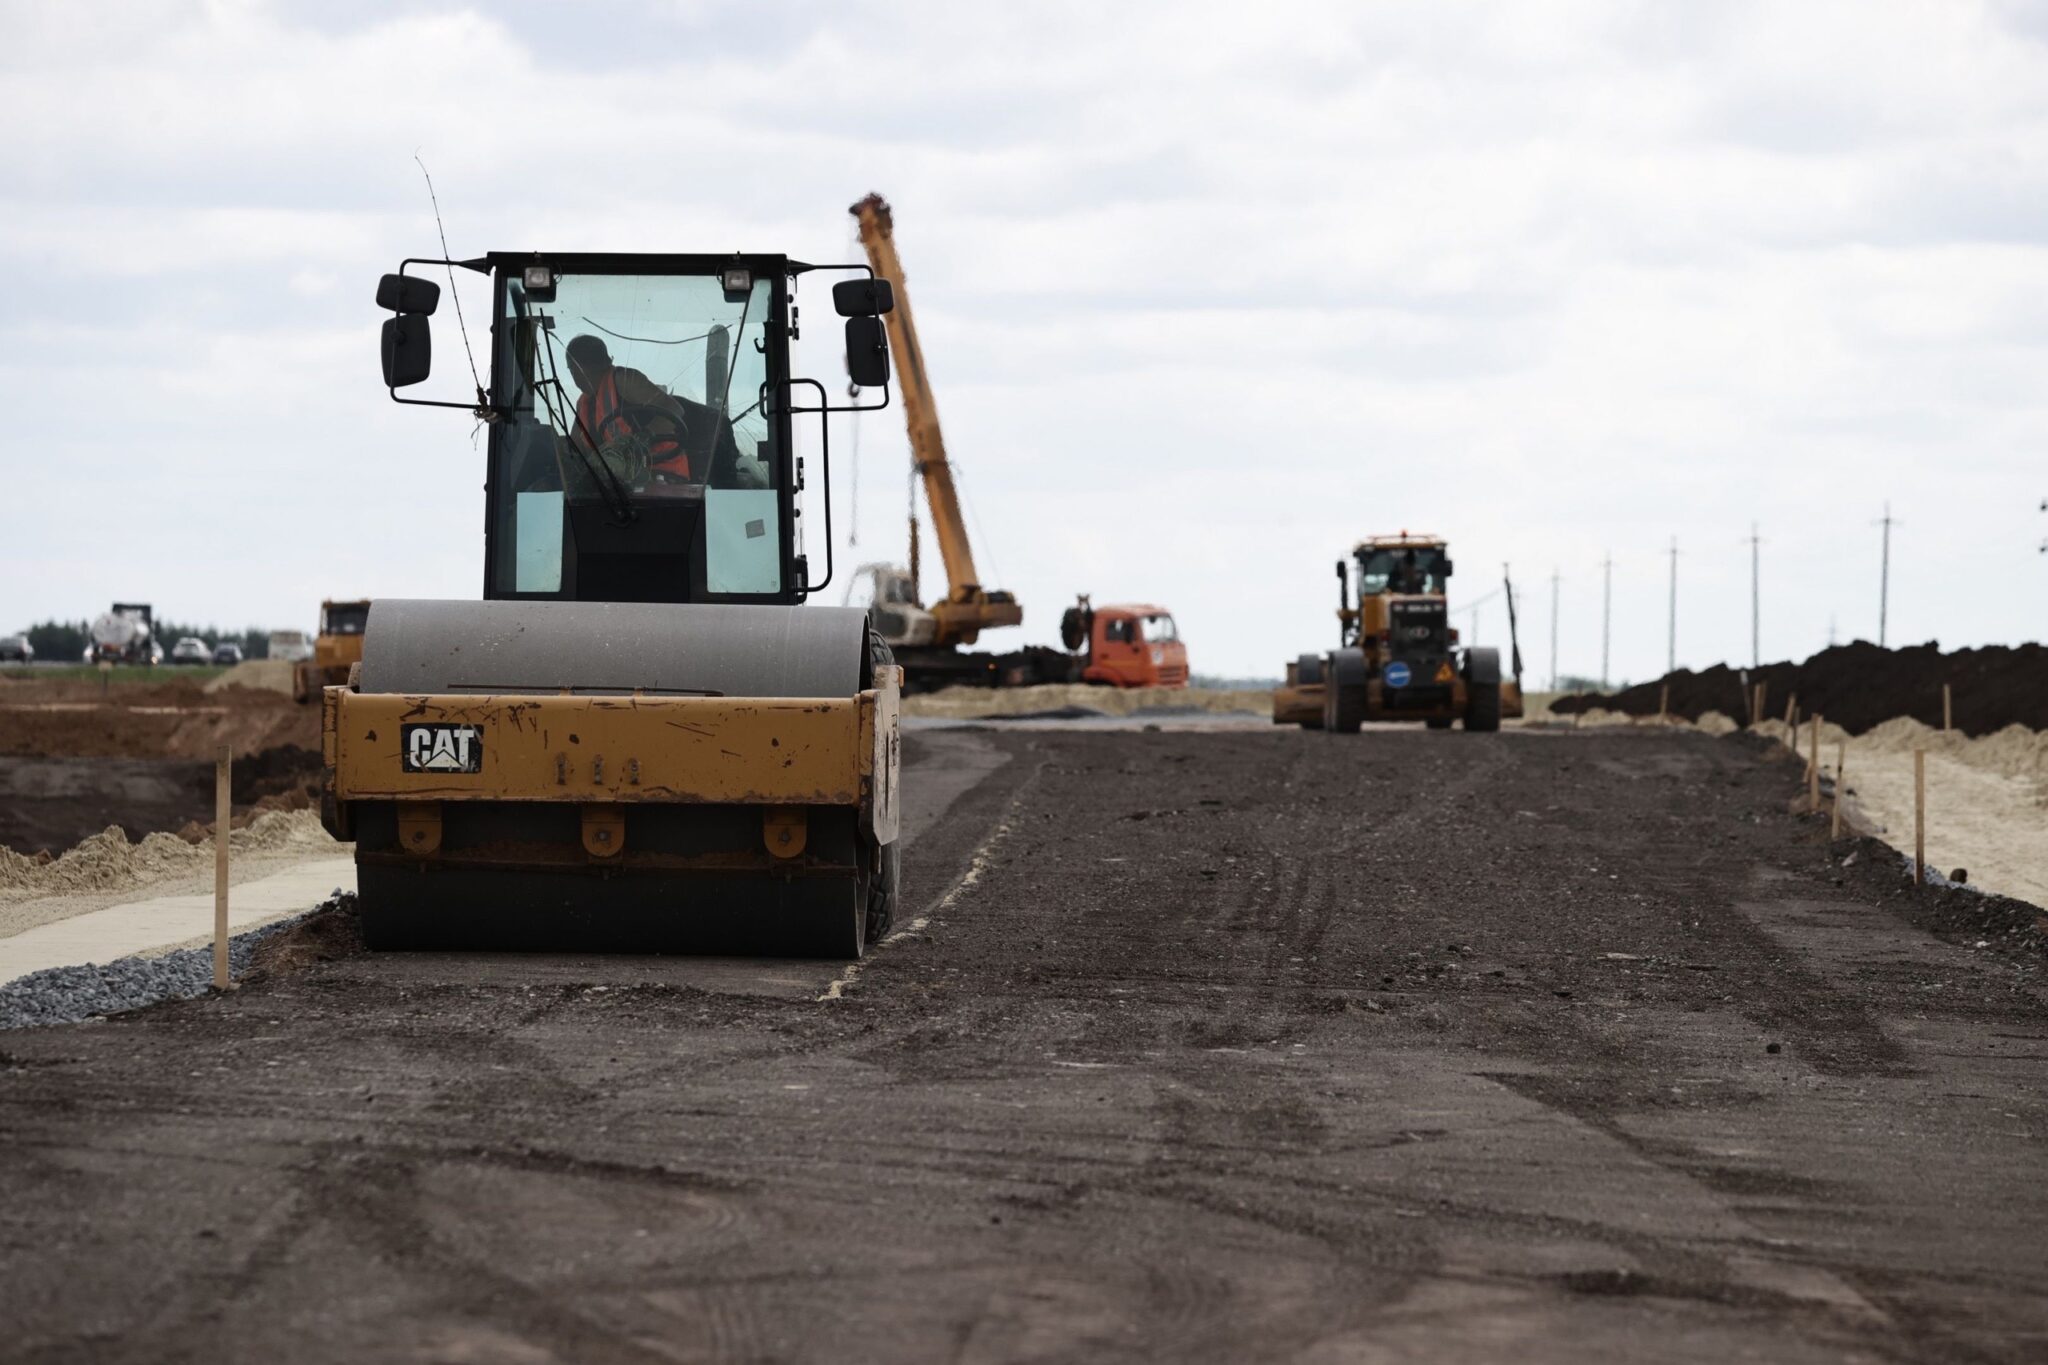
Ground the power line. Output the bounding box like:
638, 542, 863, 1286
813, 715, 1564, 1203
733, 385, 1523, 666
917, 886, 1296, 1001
1600, 550, 1612, 691
1666, 536, 1680, 674
1874, 502, 1901, 646
1744, 523, 1763, 669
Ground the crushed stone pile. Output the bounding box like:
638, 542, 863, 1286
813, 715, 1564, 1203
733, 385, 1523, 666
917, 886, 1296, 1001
0, 810, 336, 903
0, 891, 354, 1030
1552, 641, 2048, 736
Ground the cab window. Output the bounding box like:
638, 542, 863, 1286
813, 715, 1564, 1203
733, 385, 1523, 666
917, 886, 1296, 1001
1139, 613, 1178, 643
1357, 547, 1447, 596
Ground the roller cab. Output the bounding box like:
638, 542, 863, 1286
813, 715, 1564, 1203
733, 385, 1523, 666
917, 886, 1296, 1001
344, 250, 902, 955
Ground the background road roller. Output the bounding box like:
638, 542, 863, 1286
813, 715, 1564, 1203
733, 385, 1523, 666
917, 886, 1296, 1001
1273, 533, 1525, 734
291, 599, 369, 703
327, 249, 903, 957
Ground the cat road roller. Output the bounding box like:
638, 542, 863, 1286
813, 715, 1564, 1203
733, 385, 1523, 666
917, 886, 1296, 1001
324, 249, 904, 957
1273, 533, 1525, 733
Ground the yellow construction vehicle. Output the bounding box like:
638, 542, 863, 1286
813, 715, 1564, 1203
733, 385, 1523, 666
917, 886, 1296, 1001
327, 249, 903, 956
291, 599, 369, 704
1274, 533, 1525, 733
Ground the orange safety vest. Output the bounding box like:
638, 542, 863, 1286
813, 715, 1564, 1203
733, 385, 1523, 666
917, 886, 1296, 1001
577, 370, 690, 478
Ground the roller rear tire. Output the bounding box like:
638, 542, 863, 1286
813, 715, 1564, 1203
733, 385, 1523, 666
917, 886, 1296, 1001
866, 841, 900, 944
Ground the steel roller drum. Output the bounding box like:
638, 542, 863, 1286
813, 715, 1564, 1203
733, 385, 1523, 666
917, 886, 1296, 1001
359, 599, 868, 698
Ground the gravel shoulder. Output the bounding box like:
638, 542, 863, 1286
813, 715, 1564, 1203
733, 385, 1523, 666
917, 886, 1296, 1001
2, 726, 2045, 1362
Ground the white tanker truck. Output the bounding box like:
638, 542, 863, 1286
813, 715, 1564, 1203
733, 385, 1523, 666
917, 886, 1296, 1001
89, 603, 159, 665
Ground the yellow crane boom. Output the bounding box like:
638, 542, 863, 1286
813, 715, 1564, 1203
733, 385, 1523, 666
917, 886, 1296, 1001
850, 193, 1021, 647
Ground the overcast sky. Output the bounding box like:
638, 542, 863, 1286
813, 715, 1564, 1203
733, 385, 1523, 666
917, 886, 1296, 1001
3, 0, 2044, 681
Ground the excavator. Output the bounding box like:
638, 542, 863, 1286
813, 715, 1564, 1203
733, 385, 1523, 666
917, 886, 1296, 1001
848, 193, 1188, 691
327, 248, 903, 958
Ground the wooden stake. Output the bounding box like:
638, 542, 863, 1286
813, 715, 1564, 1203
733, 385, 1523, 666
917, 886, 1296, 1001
1756, 681, 1767, 726
1783, 693, 1797, 728
1807, 713, 1821, 804
214, 744, 231, 990
1912, 748, 1926, 887
1659, 683, 1670, 723
1831, 738, 1845, 839
1943, 682, 1952, 733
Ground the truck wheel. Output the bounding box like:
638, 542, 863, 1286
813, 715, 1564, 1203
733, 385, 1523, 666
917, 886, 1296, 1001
1426, 717, 1454, 730
865, 840, 900, 943
1466, 681, 1502, 732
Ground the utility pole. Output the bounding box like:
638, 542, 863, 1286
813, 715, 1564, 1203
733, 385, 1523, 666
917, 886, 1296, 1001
1875, 502, 1899, 646
1543, 571, 1557, 691
1666, 536, 1679, 674
1745, 523, 1762, 668
1600, 550, 1612, 691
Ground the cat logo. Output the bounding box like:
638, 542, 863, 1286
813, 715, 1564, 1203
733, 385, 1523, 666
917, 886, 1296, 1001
400, 724, 483, 774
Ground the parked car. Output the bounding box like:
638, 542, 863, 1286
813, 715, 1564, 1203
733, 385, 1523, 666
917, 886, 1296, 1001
0, 634, 32, 663
170, 637, 211, 666
212, 642, 244, 666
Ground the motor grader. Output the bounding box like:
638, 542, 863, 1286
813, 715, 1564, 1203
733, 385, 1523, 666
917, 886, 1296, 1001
327, 249, 903, 958
1273, 533, 1524, 733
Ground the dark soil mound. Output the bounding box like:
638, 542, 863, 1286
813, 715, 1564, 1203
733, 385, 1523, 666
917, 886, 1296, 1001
0, 744, 328, 856
1552, 640, 2048, 736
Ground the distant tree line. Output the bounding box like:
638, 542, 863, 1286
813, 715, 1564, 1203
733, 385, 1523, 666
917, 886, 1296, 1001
14, 619, 275, 662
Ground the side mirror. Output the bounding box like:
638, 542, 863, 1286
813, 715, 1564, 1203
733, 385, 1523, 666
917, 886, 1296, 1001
845, 316, 890, 387
381, 315, 432, 388
833, 278, 895, 317
1334, 559, 1346, 579
1442, 558, 1454, 577
376, 273, 440, 316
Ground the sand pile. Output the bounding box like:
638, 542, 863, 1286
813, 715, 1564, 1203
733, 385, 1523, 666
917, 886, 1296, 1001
204, 659, 295, 695
1743, 714, 2048, 908
0, 810, 335, 904
904, 684, 1271, 720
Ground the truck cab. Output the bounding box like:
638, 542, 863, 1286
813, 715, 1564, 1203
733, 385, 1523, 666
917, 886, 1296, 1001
1080, 604, 1189, 689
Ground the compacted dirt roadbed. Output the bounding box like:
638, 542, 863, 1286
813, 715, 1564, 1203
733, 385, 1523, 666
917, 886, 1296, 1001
3, 728, 2046, 1362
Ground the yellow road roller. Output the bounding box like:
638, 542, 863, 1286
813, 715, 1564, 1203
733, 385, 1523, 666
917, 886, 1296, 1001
325, 250, 903, 957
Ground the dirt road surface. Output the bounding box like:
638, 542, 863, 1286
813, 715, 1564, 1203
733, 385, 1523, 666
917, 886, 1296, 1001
4, 726, 2046, 1362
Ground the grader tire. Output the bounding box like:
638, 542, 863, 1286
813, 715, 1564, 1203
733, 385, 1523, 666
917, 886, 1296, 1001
1426, 717, 1454, 730
1466, 681, 1502, 733
1325, 684, 1365, 735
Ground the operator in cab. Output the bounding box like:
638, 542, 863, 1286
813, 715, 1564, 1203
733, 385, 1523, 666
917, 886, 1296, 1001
564, 334, 693, 483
